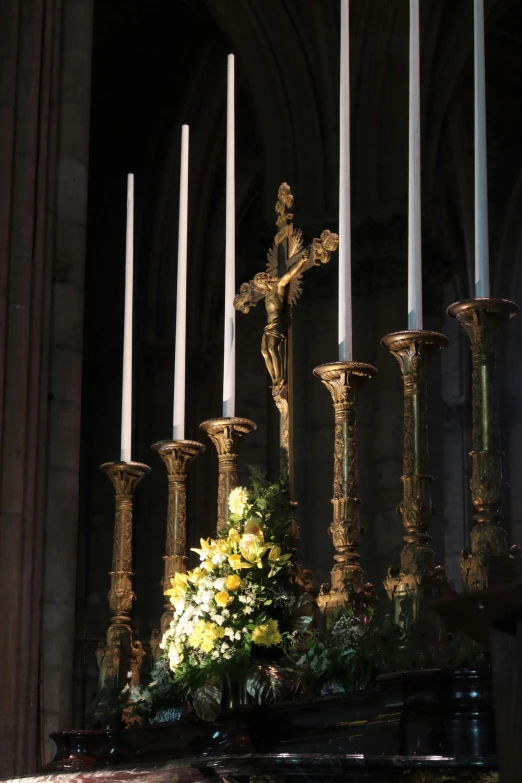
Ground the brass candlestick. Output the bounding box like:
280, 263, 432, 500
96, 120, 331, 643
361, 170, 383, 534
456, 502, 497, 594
381, 331, 449, 631
314, 361, 377, 619
95, 460, 150, 720
151, 439, 205, 636
200, 417, 257, 531
448, 298, 520, 590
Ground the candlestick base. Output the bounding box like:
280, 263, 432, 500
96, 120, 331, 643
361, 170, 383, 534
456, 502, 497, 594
314, 361, 377, 621
381, 331, 450, 643
448, 298, 521, 591
200, 417, 257, 532
151, 439, 205, 638
95, 460, 150, 723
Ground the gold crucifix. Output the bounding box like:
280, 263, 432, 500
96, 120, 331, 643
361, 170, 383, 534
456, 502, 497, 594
234, 183, 339, 493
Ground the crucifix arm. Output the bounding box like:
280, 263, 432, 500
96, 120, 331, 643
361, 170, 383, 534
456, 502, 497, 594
278, 249, 310, 290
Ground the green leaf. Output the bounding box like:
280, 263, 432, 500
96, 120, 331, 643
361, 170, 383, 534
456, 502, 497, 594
192, 681, 222, 722
245, 664, 289, 705
288, 591, 316, 633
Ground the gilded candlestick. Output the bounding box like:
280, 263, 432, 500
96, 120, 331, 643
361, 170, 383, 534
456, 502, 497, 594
381, 331, 449, 631
95, 461, 150, 721
314, 361, 377, 619
151, 439, 205, 636
448, 298, 520, 590
200, 417, 257, 531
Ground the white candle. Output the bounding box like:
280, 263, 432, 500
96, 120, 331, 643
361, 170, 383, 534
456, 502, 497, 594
173, 125, 189, 440
338, 0, 352, 362
407, 0, 423, 330
223, 53, 235, 418
121, 174, 134, 462
474, 0, 490, 298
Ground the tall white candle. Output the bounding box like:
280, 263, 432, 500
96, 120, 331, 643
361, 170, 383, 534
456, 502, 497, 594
338, 0, 352, 362
121, 173, 134, 462
223, 53, 235, 418
474, 0, 490, 298
173, 125, 189, 440
407, 0, 423, 330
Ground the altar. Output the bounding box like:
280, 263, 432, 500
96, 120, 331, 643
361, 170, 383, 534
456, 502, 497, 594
3, 1, 522, 782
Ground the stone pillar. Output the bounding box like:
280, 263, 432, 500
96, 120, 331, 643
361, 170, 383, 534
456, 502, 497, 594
0, 0, 93, 775
42, 0, 93, 763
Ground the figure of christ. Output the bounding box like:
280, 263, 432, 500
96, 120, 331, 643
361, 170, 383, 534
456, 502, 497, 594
256, 252, 311, 388
234, 228, 339, 390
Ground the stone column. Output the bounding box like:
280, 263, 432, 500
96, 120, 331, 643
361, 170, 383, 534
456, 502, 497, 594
41, 0, 93, 765
0, 0, 93, 775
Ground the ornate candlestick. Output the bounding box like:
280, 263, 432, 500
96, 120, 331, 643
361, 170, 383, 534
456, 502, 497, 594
95, 461, 150, 720
381, 331, 449, 631
151, 439, 205, 636
448, 298, 520, 590
200, 417, 256, 531
314, 361, 377, 619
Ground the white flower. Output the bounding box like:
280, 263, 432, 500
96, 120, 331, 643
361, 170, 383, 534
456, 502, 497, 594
121, 684, 130, 694
211, 614, 225, 626
244, 607, 253, 615
212, 553, 227, 565
222, 609, 230, 618
214, 578, 226, 590
234, 631, 241, 640
221, 642, 230, 652
228, 486, 250, 516
168, 645, 182, 667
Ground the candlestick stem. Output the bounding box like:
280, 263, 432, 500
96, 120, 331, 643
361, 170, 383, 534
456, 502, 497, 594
448, 298, 520, 589
200, 417, 256, 532
151, 440, 205, 637
95, 461, 150, 721
314, 361, 377, 620
381, 331, 449, 635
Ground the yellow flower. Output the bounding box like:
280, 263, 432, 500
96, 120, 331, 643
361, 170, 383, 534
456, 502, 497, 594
202, 559, 215, 571
225, 574, 241, 591
228, 486, 250, 516
188, 567, 204, 584
251, 619, 282, 647
215, 590, 231, 607
244, 518, 264, 539
191, 538, 213, 560
228, 527, 241, 544
164, 571, 189, 601
240, 535, 270, 566
200, 637, 214, 653
268, 544, 281, 561
228, 553, 253, 570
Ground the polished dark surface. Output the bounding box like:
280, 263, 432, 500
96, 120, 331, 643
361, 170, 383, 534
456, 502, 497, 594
47, 669, 497, 778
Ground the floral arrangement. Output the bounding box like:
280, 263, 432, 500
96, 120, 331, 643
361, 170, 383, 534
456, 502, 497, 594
161, 484, 292, 671
127, 471, 314, 723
